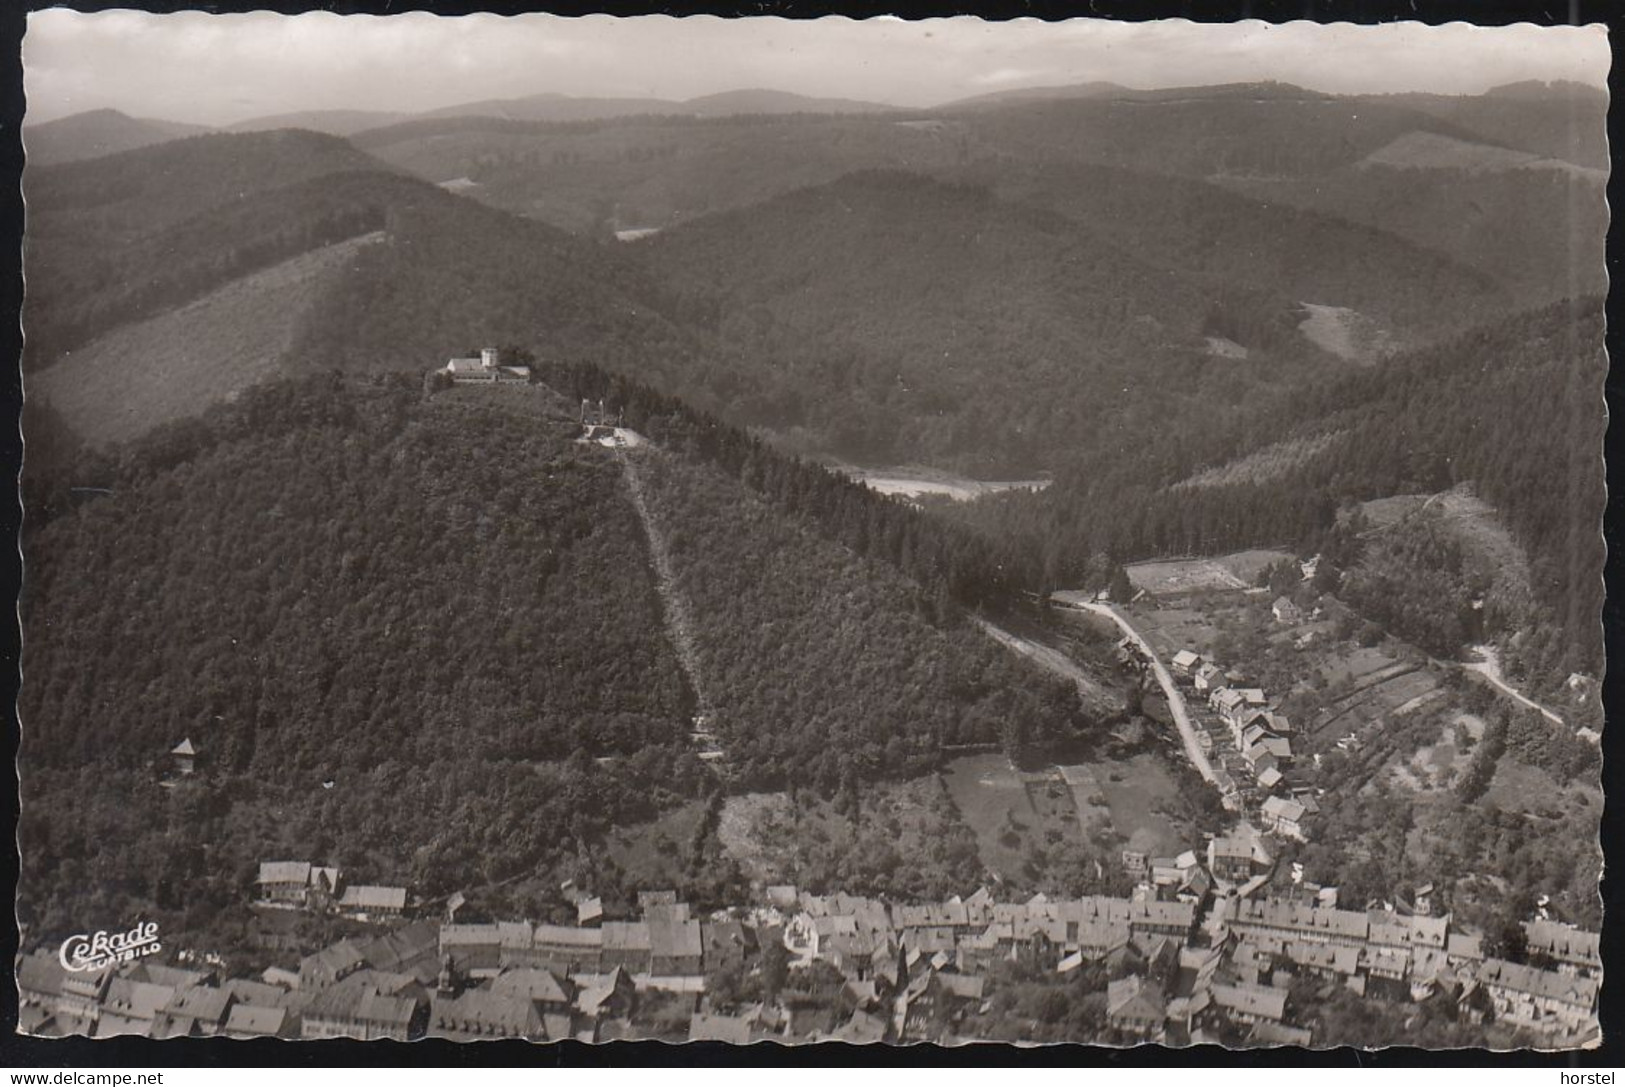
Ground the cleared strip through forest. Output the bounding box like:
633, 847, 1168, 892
614, 445, 721, 758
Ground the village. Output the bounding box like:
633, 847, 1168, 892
16, 837, 1601, 1048
15, 357, 1600, 1051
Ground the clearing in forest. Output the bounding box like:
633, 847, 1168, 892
34, 232, 384, 448
1172, 431, 1343, 491
1124, 549, 1294, 597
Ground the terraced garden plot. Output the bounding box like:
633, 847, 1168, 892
1308, 668, 1443, 751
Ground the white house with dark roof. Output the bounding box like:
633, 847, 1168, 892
443, 347, 531, 385
1271, 597, 1303, 624
256, 861, 313, 904
1260, 796, 1308, 841
1194, 663, 1225, 692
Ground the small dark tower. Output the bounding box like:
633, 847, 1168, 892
437, 953, 459, 996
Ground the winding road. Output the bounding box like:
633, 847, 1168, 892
1464, 644, 1564, 727
1052, 597, 1221, 788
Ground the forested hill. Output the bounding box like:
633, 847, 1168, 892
958, 159, 1509, 339
281, 174, 709, 389
348, 80, 1601, 245
956, 297, 1605, 689
630, 168, 1506, 475
20, 377, 695, 940
23, 130, 396, 367
19, 372, 1089, 943
25, 129, 386, 241
636, 169, 1235, 472
22, 107, 211, 166
25, 132, 719, 446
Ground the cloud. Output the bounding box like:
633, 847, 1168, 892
968, 67, 1045, 87
21, 10, 1611, 127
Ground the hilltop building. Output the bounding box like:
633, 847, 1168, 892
444, 347, 530, 385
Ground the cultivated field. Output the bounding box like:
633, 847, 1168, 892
1126, 549, 1293, 596
944, 751, 1192, 878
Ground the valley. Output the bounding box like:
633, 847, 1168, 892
831, 463, 1052, 502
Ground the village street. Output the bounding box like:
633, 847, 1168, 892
1058, 599, 1220, 788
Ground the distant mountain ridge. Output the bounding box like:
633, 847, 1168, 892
23, 130, 399, 368
417, 87, 895, 124
228, 108, 412, 136
25, 89, 897, 168
22, 108, 211, 166
937, 81, 1131, 109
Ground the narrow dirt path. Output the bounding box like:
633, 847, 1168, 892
1464, 644, 1564, 727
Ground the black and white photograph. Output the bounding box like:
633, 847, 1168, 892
10, 8, 1610, 1052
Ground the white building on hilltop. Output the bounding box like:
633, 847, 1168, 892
444, 347, 530, 385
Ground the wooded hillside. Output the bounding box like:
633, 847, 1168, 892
19, 376, 695, 939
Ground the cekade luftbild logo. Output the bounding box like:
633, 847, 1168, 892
58, 921, 161, 972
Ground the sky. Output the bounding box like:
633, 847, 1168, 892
22, 10, 1611, 127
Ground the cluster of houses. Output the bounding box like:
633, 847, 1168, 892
1214, 902, 1600, 1043
255, 861, 409, 923
18, 867, 1600, 1047
1167, 649, 1312, 841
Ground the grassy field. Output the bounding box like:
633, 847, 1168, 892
1482, 758, 1596, 820
826, 461, 1052, 502
941, 754, 1068, 883
943, 750, 1192, 877
1126, 550, 1293, 597
35, 232, 384, 448
1317, 646, 1397, 685
1308, 666, 1443, 750
1087, 753, 1188, 856
1297, 301, 1395, 363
